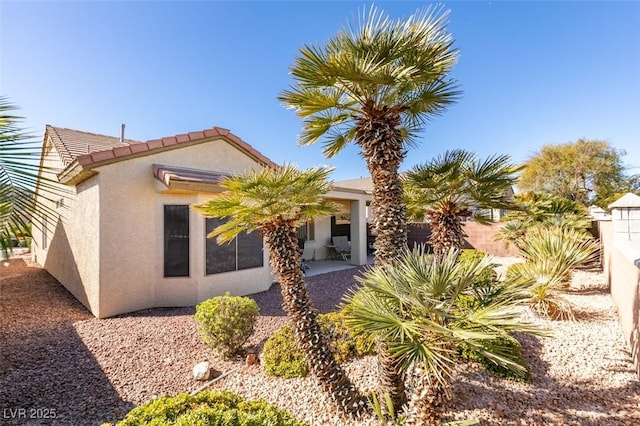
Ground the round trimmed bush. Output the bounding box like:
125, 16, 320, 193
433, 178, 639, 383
104, 389, 306, 426
194, 292, 259, 357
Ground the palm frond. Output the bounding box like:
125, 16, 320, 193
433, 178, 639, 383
404, 149, 519, 234
342, 246, 544, 385
1, 97, 68, 260
194, 165, 339, 243
279, 4, 459, 158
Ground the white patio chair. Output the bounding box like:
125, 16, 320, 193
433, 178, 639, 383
301, 241, 314, 270
331, 236, 351, 261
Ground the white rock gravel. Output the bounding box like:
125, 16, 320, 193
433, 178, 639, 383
1, 258, 639, 425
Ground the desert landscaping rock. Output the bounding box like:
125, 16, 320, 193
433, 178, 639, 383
193, 361, 212, 381
1, 257, 639, 425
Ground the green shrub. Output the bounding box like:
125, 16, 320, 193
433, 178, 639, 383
516, 227, 599, 287
458, 336, 530, 382
262, 324, 308, 378
194, 292, 259, 357
104, 390, 306, 426
458, 249, 498, 288
320, 312, 376, 363
262, 312, 376, 378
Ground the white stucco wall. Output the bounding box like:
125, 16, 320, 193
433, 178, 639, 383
94, 138, 273, 318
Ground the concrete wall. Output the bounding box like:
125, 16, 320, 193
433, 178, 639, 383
611, 207, 640, 241
600, 219, 640, 377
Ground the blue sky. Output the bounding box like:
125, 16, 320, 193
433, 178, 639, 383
2, 1, 639, 181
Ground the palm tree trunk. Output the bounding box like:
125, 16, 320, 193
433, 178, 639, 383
377, 340, 407, 415
355, 103, 409, 415
262, 220, 367, 416
355, 103, 407, 266
405, 367, 450, 426
428, 207, 463, 259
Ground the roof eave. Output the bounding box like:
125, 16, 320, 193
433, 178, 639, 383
58, 161, 97, 186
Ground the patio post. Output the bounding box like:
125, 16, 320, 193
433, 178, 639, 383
350, 199, 367, 265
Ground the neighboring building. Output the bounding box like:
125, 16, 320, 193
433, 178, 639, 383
32, 125, 371, 318
608, 193, 640, 243
589, 205, 611, 220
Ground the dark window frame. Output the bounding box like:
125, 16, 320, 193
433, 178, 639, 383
164, 205, 190, 278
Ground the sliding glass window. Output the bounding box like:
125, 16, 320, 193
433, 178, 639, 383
205, 218, 263, 275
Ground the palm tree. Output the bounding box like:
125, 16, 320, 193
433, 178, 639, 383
0, 97, 61, 262
343, 247, 543, 425
279, 6, 459, 411
498, 191, 591, 250
194, 165, 367, 416
507, 227, 600, 320
403, 149, 520, 259
279, 5, 459, 266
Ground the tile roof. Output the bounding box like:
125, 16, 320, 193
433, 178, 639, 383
46, 125, 278, 185
46, 125, 141, 167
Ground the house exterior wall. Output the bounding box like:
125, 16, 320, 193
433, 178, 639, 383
34, 133, 374, 318
32, 145, 102, 315
94, 139, 273, 318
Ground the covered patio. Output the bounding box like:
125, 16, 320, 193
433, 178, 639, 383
302, 256, 375, 277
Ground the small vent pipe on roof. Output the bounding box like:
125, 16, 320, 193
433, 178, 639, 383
120, 123, 126, 144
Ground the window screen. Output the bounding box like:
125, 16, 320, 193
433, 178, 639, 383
164, 205, 190, 277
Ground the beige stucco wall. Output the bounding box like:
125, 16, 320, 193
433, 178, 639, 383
600, 219, 640, 377
32, 144, 102, 315
309, 216, 332, 260
34, 136, 374, 318
94, 139, 273, 318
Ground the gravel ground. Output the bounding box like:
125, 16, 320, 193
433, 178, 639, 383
1, 257, 639, 425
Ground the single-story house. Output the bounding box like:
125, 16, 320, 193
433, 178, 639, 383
32, 125, 371, 318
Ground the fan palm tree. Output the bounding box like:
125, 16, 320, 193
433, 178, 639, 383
403, 150, 520, 259
194, 165, 367, 416
0, 97, 61, 262
498, 191, 591, 250
279, 7, 459, 411
343, 247, 543, 425
279, 5, 459, 266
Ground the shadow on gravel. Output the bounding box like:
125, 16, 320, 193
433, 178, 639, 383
0, 259, 134, 425
249, 267, 367, 317
572, 308, 612, 322
446, 333, 640, 425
